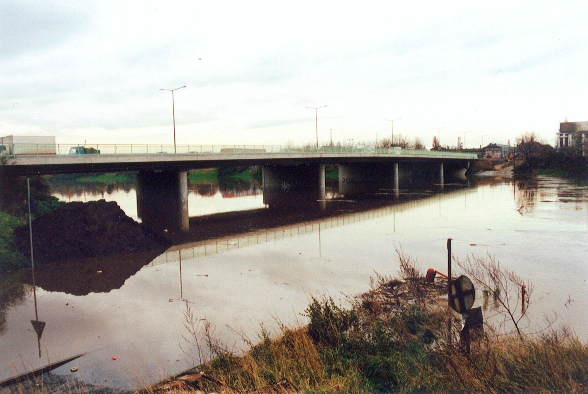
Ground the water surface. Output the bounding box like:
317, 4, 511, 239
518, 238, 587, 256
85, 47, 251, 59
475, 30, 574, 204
1, 175, 586, 390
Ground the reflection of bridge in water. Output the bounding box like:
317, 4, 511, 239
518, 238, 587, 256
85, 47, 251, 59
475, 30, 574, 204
151, 185, 475, 266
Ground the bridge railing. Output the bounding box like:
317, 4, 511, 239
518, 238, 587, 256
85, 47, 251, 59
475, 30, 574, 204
1, 143, 478, 159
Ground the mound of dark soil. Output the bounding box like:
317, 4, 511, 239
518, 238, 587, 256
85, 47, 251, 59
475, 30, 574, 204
473, 159, 495, 171
15, 200, 168, 264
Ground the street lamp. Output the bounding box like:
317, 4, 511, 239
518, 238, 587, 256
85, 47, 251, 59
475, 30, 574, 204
160, 85, 186, 153
385, 118, 401, 146
461, 131, 472, 149
432, 127, 445, 149
307, 105, 327, 147
480, 134, 489, 148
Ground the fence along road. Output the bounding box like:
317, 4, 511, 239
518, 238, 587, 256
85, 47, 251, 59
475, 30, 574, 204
2, 143, 477, 176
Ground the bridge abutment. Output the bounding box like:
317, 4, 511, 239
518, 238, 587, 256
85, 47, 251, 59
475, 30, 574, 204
136, 170, 189, 232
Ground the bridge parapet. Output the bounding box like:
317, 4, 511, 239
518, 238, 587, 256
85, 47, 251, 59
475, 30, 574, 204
2, 143, 478, 160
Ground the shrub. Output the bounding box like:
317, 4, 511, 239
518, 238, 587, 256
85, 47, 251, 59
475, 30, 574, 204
305, 296, 357, 348
0, 212, 28, 271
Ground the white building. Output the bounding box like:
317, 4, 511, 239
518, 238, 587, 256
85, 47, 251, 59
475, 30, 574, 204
557, 121, 588, 155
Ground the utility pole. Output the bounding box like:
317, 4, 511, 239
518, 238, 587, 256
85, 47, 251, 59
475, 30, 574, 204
385, 118, 401, 146
160, 85, 186, 153
461, 131, 472, 149
306, 105, 327, 148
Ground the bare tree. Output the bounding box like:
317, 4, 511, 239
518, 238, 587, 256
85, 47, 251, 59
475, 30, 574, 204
454, 254, 532, 340
516, 132, 539, 163
414, 137, 425, 150
393, 133, 412, 149
432, 136, 440, 150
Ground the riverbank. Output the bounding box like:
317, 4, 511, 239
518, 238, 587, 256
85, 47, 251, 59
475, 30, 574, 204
473, 159, 514, 178
146, 257, 588, 393
4, 198, 588, 393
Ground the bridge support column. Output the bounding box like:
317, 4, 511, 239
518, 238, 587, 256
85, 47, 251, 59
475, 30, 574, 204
393, 162, 399, 198
439, 162, 444, 189
137, 170, 189, 232
263, 164, 324, 209
319, 164, 326, 210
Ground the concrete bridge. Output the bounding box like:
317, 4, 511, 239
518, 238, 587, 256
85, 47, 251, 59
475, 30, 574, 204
1, 143, 477, 232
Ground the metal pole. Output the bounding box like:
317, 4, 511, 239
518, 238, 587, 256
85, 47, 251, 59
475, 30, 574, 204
27, 178, 38, 322
385, 118, 401, 146
315, 108, 318, 147
160, 86, 186, 154
447, 238, 452, 305
307, 105, 326, 147
172, 90, 176, 153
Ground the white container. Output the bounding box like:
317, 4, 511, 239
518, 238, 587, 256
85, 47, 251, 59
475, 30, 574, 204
0, 135, 56, 155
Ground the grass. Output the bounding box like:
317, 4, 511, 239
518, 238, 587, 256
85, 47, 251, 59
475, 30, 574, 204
160, 252, 588, 394
187, 168, 218, 182
76, 173, 134, 184
47, 172, 135, 184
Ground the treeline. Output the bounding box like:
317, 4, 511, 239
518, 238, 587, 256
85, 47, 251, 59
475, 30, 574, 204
516, 132, 588, 176
0, 173, 65, 271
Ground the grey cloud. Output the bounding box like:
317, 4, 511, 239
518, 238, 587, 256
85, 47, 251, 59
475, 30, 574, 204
0, 1, 92, 59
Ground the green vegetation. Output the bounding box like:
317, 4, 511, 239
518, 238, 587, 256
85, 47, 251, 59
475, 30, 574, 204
168, 253, 588, 394
217, 166, 262, 182
47, 172, 135, 185
0, 173, 66, 272
188, 168, 219, 182
76, 173, 134, 184
188, 167, 262, 183
0, 212, 27, 270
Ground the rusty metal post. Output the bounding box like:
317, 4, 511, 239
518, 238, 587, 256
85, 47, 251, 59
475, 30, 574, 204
447, 238, 452, 305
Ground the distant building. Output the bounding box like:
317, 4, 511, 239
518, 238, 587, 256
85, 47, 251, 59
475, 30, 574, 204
461, 148, 484, 158
557, 121, 588, 155
483, 143, 512, 159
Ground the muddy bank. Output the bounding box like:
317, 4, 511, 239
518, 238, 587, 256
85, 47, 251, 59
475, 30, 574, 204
14, 200, 169, 264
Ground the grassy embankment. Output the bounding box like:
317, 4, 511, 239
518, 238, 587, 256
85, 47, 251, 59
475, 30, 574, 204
147, 252, 588, 393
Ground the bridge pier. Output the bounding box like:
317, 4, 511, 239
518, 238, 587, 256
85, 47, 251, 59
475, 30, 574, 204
136, 170, 189, 232
439, 162, 444, 189
262, 164, 325, 209
394, 162, 400, 197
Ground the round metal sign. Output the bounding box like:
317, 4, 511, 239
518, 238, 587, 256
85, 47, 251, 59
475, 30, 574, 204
449, 275, 475, 313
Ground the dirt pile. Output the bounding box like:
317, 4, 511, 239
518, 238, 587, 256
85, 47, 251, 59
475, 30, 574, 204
15, 200, 168, 263
473, 159, 495, 171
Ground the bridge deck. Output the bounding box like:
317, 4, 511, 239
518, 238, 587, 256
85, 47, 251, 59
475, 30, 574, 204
2, 144, 477, 175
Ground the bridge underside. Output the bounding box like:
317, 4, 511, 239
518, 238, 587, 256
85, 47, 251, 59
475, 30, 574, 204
132, 160, 469, 232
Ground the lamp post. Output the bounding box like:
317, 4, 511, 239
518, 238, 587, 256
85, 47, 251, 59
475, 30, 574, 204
432, 127, 445, 149
307, 105, 327, 147
385, 118, 401, 146
160, 85, 186, 153
461, 131, 472, 149
480, 134, 489, 148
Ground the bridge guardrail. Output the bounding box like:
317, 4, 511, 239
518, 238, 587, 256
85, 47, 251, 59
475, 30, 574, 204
2, 143, 478, 159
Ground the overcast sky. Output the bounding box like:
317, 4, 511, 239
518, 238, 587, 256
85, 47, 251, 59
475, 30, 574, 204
1, 1, 587, 149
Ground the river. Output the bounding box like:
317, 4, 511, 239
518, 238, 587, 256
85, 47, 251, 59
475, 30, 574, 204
0, 174, 586, 390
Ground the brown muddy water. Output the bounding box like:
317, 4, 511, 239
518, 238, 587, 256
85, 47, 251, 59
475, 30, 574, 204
1, 175, 586, 391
